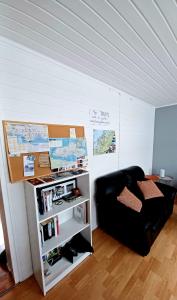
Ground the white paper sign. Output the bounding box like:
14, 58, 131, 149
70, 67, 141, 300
89, 109, 110, 125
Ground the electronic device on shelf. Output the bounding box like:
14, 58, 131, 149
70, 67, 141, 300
62, 194, 77, 202
71, 169, 86, 175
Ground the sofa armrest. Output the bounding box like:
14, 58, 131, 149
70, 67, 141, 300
155, 182, 176, 201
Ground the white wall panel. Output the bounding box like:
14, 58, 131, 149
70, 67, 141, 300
0, 37, 154, 281
119, 93, 155, 174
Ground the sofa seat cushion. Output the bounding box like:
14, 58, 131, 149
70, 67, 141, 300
137, 180, 164, 200
117, 186, 142, 212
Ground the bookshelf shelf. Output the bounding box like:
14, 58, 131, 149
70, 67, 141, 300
42, 219, 90, 256
45, 252, 90, 290
38, 195, 89, 223
25, 171, 92, 295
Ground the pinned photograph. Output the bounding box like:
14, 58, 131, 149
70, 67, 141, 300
23, 155, 35, 176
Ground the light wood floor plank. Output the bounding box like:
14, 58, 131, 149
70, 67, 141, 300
2, 205, 177, 299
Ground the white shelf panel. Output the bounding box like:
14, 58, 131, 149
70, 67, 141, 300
45, 252, 90, 290
39, 196, 89, 223
42, 219, 90, 255
32, 171, 89, 189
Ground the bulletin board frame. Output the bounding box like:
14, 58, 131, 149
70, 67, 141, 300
2, 120, 85, 183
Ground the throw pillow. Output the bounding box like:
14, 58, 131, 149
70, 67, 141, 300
126, 174, 144, 201
137, 180, 164, 200
117, 186, 142, 212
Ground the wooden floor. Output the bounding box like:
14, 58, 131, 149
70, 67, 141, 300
0, 265, 14, 297
2, 206, 177, 300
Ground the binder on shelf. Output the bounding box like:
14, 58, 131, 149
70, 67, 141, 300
41, 187, 54, 214
41, 216, 59, 243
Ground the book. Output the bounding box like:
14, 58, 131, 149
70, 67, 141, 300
42, 222, 49, 241
56, 216, 60, 235
73, 203, 87, 224
48, 220, 52, 238
54, 217, 58, 237
37, 196, 45, 215
53, 216, 59, 237
40, 225, 44, 246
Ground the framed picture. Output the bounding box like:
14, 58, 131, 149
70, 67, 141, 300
66, 180, 76, 194
65, 180, 76, 195
53, 179, 76, 201
54, 185, 65, 200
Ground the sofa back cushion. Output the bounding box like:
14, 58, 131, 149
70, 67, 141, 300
125, 174, 144, 201
124, 166, 145, 181
95, 170, 127, 205
95, 166, 145, 206
123, 166, 145, 201
137, 180, 164, 200
117, 186, 142, 212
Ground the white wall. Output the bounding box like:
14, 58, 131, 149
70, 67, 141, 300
119, 94, 155, 174
0, 37, 155, 282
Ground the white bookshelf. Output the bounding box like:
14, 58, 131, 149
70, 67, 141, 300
25, 171, 92, 295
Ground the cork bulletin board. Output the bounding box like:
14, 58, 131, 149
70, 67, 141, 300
3, 120, 85, 183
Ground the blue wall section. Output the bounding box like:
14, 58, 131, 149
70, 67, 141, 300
152, 105, 177, 179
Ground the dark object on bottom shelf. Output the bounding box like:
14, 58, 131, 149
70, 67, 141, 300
61, 233, 94, 263
70, 233, 94, 253
61, 243, 78, 263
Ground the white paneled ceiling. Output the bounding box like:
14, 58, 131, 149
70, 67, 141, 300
0, 0, 177, 107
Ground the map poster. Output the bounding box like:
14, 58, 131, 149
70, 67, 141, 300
93, 129, 116, 155
6, 123, 49, 156
49, 138, 88, 171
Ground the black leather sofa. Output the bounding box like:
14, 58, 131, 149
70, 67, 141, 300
95, 166, 176, 256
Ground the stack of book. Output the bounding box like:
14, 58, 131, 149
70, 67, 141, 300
37, 184, 65, 215
40, 216, 59, 246
41, 188, 54, 213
